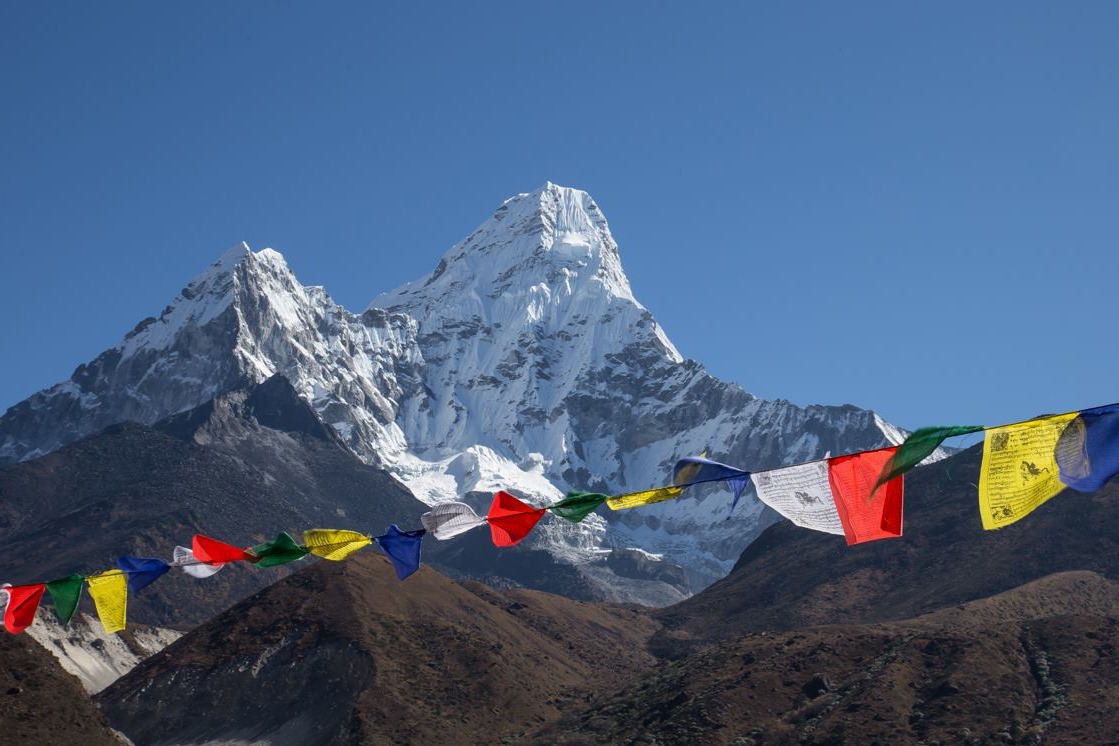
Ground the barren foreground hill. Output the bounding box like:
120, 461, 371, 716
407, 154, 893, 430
97, 551, 661, 745
539, 571, 1119, 745
0, 633, 120, 746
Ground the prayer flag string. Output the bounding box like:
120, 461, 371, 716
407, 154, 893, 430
4, 399, 1119, 635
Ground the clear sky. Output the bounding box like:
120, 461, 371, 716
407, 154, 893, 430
2, 2, 1117, 431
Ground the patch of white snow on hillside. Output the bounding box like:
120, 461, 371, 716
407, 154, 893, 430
394, 445, 563, 506
27, 609, 181, 693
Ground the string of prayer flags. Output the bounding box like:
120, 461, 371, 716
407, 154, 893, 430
487, 491, 546, 547
375, 525, 425, 581
46, 574, 84, 624
303, 529, 370, 561
6, 397, 1119, 638
116, 557, 170, 593
421, 502, 488, 540
173, 545, 224, 578
752, 448, 904, 545
549, 491, 608, 523
1055, 404, 1119, 493
86, 570, 128, 634
979, 413, 1078, 530
192, 534, 254, 565
873, 425, 985, 492
249, 532, 310, 568
672, 456, 751, 511
3, 584, 46, 634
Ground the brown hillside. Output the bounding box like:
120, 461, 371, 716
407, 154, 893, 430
97, 550, 661, 745
0, 632, 120, 746
539, 571, 1119, 745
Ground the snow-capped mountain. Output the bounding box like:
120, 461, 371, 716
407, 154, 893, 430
0, 183, 903, 592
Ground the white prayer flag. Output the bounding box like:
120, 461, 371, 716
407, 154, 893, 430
421, 502, 487, 540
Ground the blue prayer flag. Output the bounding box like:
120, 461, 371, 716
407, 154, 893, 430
1057, 404, 1119, 492
116, 556, 170, 593
727, 475, 752, 512
672, 456, 752, 511
375, 525, 425, 581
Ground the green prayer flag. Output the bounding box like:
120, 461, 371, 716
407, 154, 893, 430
46, 574, 85, 625
249, 532, 310, 568
874, 425, 985, 491
549, 491, 608, 523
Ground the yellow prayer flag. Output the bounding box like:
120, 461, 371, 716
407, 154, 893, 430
86, 570, 128, 634
303, 529, 371, 560
979, 413, 1077, 530
606, 486, 683, 511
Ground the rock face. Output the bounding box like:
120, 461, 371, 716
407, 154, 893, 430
0, 183, 905, 593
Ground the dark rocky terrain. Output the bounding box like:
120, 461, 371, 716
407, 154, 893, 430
97, 550, 660, 745
539, 571, 1119, 745
0, 632, 121, 745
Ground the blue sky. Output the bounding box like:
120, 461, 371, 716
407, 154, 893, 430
2, 2, 1116, 431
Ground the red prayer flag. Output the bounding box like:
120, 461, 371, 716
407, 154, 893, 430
192, 534, 254, 564
827, 447, 904, 545
4, 584, 46, 634
487, 491, 546, 547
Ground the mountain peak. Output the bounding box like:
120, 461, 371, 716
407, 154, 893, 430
117, 244, 304, 358
512, 181, 601, 218
194, 243, 293, 285
211, 241, 252, 272
498, 182, 614, 257
511, 182, 619, 260
371, 183, 637, 322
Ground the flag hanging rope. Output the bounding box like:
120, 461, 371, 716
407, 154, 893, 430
4, 399, 1119, 635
